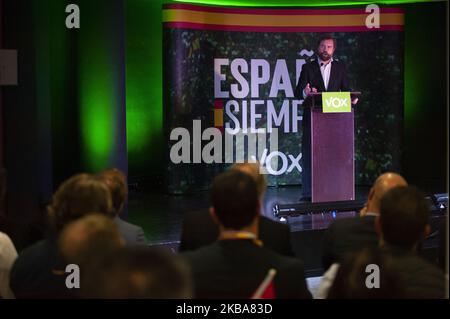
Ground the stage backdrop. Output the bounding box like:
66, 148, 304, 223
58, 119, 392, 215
163, 4, 404, 194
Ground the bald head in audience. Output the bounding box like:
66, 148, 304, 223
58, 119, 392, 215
361, 172, 407, 216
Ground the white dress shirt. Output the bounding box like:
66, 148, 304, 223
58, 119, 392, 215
302, 57, 334, 99
316, 263, 340, 299
319, 57, 333, 91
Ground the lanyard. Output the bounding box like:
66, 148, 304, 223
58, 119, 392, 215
219, 231, 263, 247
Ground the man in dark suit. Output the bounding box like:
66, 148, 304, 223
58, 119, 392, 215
98, 169, 147, 246
376, 186, 446, 298
321, 172, 407, 270
182, 170, 311, 299
10, 173, 114, 298
295, 36, 355, 201
179, 163, 294, 257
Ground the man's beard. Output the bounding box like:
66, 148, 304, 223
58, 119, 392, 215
319, 52, 332, 61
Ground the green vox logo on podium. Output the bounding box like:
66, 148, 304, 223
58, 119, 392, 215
322, 92, 351, 113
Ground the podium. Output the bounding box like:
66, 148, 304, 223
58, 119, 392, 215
303, 92, 361, 203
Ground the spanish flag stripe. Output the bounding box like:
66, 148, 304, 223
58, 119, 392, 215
162, 9, 404, 27
163, 3, 404, 16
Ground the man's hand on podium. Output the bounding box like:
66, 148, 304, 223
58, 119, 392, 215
303, 83, 317, 96
351, 97, 359, 105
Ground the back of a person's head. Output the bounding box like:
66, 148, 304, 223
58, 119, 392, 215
369, 172, 407, 212
379, 186, 430, 249
97, 168, 127, 216
211, 170, 259, 230
58, 214, 124, 268
230, 162, 267, 199
83, 247, 192, 299
47, 173, 113, 233
327, 248, 405, 299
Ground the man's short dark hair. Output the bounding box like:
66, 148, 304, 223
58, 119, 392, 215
380, 186, 430, 248
211, 170, 259, 230
317, 35, 337, 49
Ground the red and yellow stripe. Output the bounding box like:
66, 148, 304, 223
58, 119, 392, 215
214, 100, 224, 132
163, 4, 404, 32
